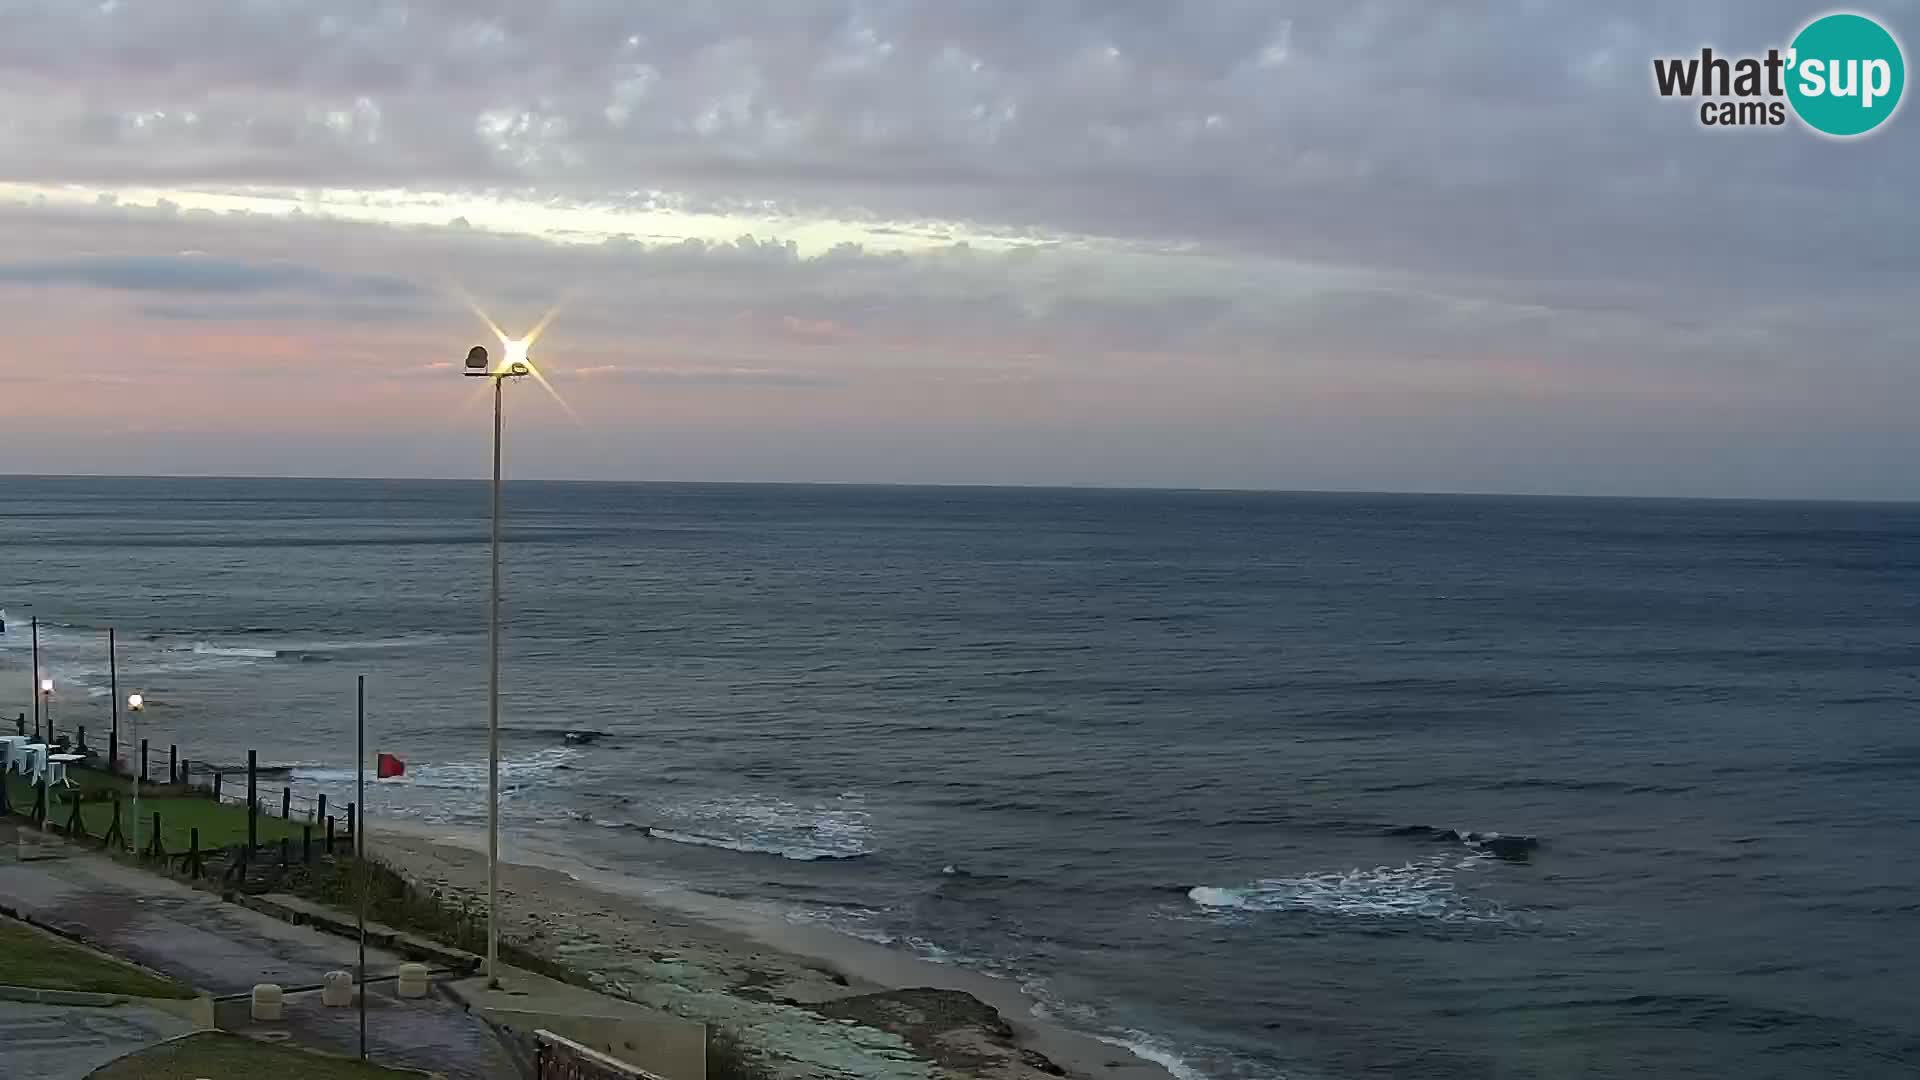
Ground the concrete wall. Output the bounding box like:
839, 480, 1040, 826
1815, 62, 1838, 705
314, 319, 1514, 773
483, 1006, 707, 1080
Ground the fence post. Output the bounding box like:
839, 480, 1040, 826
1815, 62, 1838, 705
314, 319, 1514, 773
34, 779, 47, 826
247, 751, 258, 853
13, 713, 21, 736
214, 771, 223, 801
282, 787, 291, 819
104, 796, 124, 849
170, 745, 178, 785
141, 740, 150, 783
185, 828, 202, 878
78, 725, 87, 754
346, 802, 356, 840
148, 812, 163, 858
303, 824, 313, 863
180, 758, 190, 789
317, 793, 327, 827
326, 815, 336, 855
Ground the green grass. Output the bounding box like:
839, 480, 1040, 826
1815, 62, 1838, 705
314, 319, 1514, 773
0, 916, 195, 999
5, 767, 313, 853
88, 1031, 421, 1079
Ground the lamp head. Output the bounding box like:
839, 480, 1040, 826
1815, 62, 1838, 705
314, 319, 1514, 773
39, 677, 53, 695
464, 345, 491, 376
127, 693, 144, 712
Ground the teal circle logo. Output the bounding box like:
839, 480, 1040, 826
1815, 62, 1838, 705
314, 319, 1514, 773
1787, 13, 1905, 136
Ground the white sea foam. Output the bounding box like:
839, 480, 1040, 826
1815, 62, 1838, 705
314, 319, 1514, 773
188, 642, 281, 659
639, 791, 874, 861
1190, 854, 1504, 923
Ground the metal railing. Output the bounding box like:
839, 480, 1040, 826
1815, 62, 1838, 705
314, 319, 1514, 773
533, 1031, 672, 1080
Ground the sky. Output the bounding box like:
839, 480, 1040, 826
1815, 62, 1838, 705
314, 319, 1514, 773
0, 1, 1915, 498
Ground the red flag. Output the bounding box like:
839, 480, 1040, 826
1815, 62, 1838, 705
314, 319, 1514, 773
376, 753, 405, 779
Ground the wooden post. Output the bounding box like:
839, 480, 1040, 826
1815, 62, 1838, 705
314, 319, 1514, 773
78, 725, 87, 754
326, 815, 336, 855
303, 824, 313, 863
104, 796, 125, 849
141, 740, 149, 783
148, 812, 163, 858
170, 745, 178, 785
247, 751, 258, 852
185, 827, 202, 877
318, 793, 328, 826
346, 802, 356, 839
281, 787, 291, 819
214, 771, 223, 801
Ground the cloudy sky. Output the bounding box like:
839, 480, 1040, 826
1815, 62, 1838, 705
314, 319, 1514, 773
1, 1, 1914, 497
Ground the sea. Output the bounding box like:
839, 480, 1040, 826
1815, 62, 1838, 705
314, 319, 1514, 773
2, 476, 1916, 1080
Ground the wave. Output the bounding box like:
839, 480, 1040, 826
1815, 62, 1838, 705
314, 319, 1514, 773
645, 827, 871, 862
1189, 853, 1508, 923
291, 745, 585, 792
189, 642, 281, 659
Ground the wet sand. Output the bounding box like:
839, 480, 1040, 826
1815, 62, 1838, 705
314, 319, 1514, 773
368, 823, 1174, 1080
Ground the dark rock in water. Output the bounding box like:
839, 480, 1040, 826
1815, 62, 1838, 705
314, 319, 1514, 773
562, 730, 609, 745
1389, 824, 1540, 860
813, 988, 1062, 1076
1469, 833, 1540, 860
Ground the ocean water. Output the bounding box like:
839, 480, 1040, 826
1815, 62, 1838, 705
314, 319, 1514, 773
3, 476, 1917, 1079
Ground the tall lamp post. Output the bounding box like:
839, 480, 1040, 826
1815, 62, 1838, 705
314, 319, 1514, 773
39, 678, 54, 746
463, 342, 531, 987
127, 694, 145, 855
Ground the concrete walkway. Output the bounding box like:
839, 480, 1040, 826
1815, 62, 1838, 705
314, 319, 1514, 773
0, 1001, 193, 1080
0, 847, 519, 1079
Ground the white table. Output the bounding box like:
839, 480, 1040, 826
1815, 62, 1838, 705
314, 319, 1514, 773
47, 752, 83, 788
0, 735, 25, 774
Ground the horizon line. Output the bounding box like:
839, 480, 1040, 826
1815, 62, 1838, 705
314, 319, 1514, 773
1, 471, 1914, 508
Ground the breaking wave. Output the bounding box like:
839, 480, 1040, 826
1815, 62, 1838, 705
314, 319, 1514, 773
1189, 854, 1509, 923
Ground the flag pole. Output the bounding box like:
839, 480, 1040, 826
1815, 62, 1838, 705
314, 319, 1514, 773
357, 673, 367, 1061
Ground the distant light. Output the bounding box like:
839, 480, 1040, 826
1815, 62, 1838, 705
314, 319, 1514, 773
128, 693, 144, 711
39, 678, 52, 694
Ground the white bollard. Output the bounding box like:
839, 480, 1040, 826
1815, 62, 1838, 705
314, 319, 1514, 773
396, 962, 429, 999
320, 970, 354, 1008
250, 984, 283, 1021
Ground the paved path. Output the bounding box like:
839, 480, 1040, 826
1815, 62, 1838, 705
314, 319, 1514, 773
0, 848, 520, 1078
0, 1001, 192, 1080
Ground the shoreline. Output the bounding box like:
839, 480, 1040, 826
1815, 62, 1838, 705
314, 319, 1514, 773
368, 820, 1178, 1080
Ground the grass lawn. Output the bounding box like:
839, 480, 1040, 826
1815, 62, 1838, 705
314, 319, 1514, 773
88, 1031, 421, 1079
0, 916, 194, 999
5, 768, 313, 853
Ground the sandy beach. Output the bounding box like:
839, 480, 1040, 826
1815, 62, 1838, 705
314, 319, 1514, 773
369, 823, 1176, 1080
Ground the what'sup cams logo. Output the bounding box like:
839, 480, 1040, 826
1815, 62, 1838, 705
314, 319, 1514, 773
1653, 11, 1905, 136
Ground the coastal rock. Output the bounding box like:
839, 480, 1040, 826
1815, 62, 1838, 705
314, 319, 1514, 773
813, 989, 1068, 1080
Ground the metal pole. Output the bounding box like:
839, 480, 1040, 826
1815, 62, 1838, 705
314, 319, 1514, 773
30, 617, 38, 737
130, 707, 141, 857
357, 673, 368, 1060
487, 374, 503, 987
109, 629, 119, 773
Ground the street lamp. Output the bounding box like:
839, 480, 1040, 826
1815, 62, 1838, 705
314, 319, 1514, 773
128, 694, 145, 856
39, 678, 53, 746
463, 341, 532, 988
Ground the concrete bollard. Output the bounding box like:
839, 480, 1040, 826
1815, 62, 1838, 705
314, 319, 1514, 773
321, 970, 354, 1008
250, 983, 284, 1021
396, 962, 430, 999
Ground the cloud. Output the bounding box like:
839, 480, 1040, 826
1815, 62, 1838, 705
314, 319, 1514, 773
0, 254, 421, 298
0, 2, 1915, 496
569, 364, 842, 387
